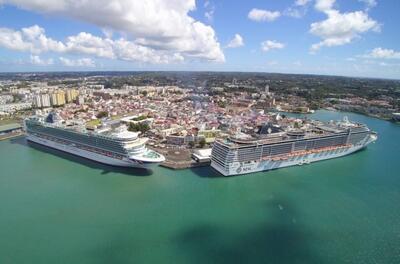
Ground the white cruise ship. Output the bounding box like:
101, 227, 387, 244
24, 113, 165, 168
211, 117, 377, 176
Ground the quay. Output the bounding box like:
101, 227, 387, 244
0, 123, 24, 141
160, 160, 210, 170
150, 147, 211, 170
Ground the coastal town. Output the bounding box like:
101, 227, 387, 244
0, 72, 399, 168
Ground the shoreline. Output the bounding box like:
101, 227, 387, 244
0, 132, 24, 141
321, 108, 397, 122
285, 108, 398, 123
160, 160, 210, 170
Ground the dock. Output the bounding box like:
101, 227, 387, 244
161, 160, 210, 170
149, 146, 211, 170
0, 123, 24, 141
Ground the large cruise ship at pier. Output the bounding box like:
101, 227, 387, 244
24, 113, 165, 168
211, 117, 377, 176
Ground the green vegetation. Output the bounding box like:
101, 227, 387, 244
96, 111, 108, 119
198, 138, 206, 148
110, 114, 123, 120
217, 101, 227, 108
131, 115, 148, 121
188, 141, 195, 148
86, 119, 101, 127
128, 122, 150, 134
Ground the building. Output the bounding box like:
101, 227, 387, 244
0, 95, 13, 104
66, 89, 79, 103
33, 94, 51, 108
0, 123, 23, 135
0, 102, 32, 113
166, 134, 205, 146
211, 87, 224, 93
120, 115, 154, 126
166, 134, 188, 145
33, 95, 41, 108
198, 129, 221, 143
57, 91, 66, 106
77, 95, 85, 105
192, 148, 212, 162
50, 93, 58, 106
93, 91, 112, 100
41, 94, 51, 107
392, 113, 400, 122
158, 126, 182, 138
87, 84, 104, 90
265, 85, 270, 94
50, 90, 66, 106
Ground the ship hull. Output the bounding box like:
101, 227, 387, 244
26, 134, 154, 169
211, 135, 376, 176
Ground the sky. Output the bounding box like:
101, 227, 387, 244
0, 0, 399, 79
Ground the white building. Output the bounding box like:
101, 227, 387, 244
0, 102, 32, 113
77, 95, 85, 105
192, 148, 212, 162
33, 94, 51, 108
41, 94, 51, 107
33, 95, 41, 108
0, 95, 13, 105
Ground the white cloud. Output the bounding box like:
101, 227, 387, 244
261, 40, 285, 52
30, 55, 54, 65
101, 28, 113, 39
204, 0, 215, 23
359, 0, 377, 10
248, 8, 281, 22
295, 0, 311, 6
284, 0, 311, 18
59, 57, 95, 67
112, 38, 184, 63
65, 32, 115, 59
363, 47, 400, 59
310, 0, 380, 52
0, 0, 224, 62
315, 0, 336, 13
226, 34, 244, 48
0, 25, 195, 64
285, 8, 303, 18
0, 25, 65, 54
205, 9, 214, 22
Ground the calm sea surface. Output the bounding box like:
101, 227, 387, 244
0, 110, 399, 264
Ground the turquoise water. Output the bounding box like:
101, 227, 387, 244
0, 110, 399, 264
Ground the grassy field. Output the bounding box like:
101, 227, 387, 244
85, 119, 101, 127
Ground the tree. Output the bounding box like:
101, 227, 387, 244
198, 138, 206, 148
128, 122, 150, 134
188, 141, 195, 148
131, 115, 148, 121
217, 101, 227, 108
96, 111, 108, 119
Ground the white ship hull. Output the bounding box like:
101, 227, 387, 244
212, 134, 377, 176
26, 134, 155, 169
